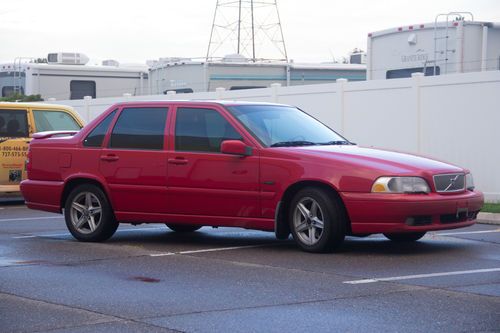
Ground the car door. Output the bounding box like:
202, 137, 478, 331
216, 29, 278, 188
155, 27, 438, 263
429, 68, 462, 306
99, 106, 169, 214
167, 105, 260, 218
0, 108, 30, 191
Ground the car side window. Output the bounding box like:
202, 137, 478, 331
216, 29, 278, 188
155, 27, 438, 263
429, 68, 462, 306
0, 109, 29, 138
32, 110, 81, 133
83, 110, 117, 147
175, 107, 242, 153
110, 107, 167, 150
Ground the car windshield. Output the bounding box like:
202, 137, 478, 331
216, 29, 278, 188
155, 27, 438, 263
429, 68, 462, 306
227, 105, 351, 147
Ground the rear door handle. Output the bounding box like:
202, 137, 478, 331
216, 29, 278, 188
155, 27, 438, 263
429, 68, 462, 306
100, 154, 119, 162
168, 158, 188, 165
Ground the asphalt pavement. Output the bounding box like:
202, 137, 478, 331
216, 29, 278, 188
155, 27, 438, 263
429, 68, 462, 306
1, 200, 499, 333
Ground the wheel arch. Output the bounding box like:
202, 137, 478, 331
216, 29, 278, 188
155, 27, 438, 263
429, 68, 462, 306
60, 176, 111, 211
275, 180, 351, 239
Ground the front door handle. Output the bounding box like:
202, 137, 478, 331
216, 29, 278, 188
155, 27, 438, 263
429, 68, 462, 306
168, 158, 188, 165
100, 154, 119, 162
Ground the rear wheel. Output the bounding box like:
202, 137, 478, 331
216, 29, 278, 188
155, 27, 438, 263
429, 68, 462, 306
166, 224, 202, 233
289, 187, 346, 253
383, 232, 426, 242
64, 184, 118, 242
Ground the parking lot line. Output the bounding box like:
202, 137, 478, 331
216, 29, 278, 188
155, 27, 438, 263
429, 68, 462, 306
435, 228, 500, 236
0, 216, 63, 222
343, 267, 500, 284
149, 244, 270, 257
11, 226, 165, 239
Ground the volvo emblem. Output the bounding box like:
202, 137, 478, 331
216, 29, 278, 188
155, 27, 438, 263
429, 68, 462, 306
444, 175, 460, 191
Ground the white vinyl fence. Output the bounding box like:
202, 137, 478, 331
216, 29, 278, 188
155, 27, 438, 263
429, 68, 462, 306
47, 71, 500, 202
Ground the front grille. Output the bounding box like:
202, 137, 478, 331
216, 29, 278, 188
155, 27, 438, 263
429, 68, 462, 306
440, 210, 478, 224
433, 173, 465, 193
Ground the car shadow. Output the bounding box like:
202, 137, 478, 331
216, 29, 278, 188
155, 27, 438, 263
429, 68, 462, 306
104, 227, 472, 256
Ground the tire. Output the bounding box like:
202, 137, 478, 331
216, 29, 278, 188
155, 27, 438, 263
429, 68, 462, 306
383, 232, 426, 242
64, 184, 118, 242
166, 224, 202, 233
288, 187, 346, 253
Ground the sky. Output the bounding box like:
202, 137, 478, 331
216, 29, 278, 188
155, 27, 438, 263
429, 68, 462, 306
0, 0, 499, 65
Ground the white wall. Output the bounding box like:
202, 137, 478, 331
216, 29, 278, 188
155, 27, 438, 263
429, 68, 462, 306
47, 71, 500, 202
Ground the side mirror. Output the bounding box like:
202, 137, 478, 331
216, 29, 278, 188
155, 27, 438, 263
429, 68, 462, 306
221, 140, 252, 156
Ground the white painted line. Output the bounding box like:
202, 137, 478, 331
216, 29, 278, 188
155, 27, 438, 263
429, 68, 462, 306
150, 244, 268, 257
0, 216, 63, 222
435, 228, 500, 236
343, 268, 500, 284
11, 226, 167, 239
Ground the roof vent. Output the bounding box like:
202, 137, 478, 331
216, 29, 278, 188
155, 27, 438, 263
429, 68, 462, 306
102, 59, 120, 67
222, 54, 248, 63
47, 52, 89, 65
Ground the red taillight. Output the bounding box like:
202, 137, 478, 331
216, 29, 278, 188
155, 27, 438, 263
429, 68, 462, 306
25, 146, 32, 173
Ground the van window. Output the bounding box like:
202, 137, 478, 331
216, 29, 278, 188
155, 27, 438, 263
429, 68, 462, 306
110, 108, 167, 150
175, 107, 242, 153
0, 109, 29, 138
33, 110, 81, 133
2, 86, 24, 97
70, 80, 96, 100
386, 67, 440, 79
83, 110, 117, 147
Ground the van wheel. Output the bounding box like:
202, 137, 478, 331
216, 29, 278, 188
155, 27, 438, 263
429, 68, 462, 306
383, 232, 426, 242
166, 224, 202, 232
289, 187, 346, 253
64, 184, 118, 242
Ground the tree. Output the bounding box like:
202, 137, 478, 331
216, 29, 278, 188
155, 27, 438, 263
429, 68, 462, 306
0, 93, 44, 102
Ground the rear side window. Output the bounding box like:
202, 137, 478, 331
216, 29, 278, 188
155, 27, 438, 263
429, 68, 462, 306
83, 110, 117, 147
175, 107, 242, 153
33, 110, 81, 132
0, 109, 29, 138
110, 107, 167, 150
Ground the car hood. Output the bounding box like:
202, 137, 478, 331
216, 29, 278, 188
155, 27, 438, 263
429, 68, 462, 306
290, 145, 464, 175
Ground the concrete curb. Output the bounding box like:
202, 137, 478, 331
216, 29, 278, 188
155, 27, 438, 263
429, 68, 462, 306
477, 212, 500, 225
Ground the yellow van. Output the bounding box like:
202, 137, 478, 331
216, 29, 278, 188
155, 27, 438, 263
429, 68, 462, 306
0, 102, 84, 194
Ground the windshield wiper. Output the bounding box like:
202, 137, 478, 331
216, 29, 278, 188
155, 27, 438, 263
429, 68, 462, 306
270, 140, 317, 147
318, 140, 355, 146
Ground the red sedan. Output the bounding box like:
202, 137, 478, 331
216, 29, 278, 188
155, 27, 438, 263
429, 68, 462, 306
20, 101, 483, 252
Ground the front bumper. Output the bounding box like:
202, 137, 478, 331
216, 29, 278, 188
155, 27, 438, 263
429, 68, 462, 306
342, 190, 484, 234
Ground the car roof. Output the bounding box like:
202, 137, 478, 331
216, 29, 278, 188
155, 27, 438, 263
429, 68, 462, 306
110, 100, 292, 108
0, 102, 75, 111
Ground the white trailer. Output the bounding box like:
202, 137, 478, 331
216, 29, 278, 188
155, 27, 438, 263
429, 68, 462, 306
367, 13, 500, 80
0, 53, 148, 100
148, 57, 366, 94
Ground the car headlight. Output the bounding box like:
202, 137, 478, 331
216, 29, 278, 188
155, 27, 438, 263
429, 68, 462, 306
465, 173, 475, 191
371, 177, 430, 194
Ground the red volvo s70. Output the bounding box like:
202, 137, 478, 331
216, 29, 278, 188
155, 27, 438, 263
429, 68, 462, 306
21, 101, 483, 252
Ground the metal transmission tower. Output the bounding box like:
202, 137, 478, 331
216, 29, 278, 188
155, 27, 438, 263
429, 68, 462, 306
206, 0, 288, 62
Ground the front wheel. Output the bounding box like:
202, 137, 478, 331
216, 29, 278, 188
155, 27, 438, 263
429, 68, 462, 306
166, 224, 202, 233
64, 184, 118, 242
383, 232, 426, 242
289, 187, 346, 253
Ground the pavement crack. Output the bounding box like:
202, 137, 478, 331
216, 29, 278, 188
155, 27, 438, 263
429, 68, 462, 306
137, 287, 422, 320
0, 291, 186, 333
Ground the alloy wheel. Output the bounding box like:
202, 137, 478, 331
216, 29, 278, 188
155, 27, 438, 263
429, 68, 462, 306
69, 192, 103, 234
